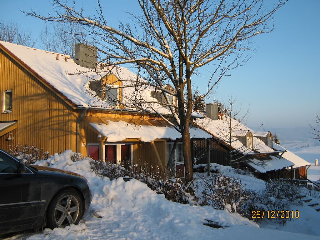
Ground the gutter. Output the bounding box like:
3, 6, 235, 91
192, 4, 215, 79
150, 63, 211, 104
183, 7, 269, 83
76, 108, 88, 153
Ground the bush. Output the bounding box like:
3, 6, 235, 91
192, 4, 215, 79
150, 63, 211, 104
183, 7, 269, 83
90, 160, 130, 180
238, 180, 302, 224
90, 159, 195, 204
9, 145, 49, 164
193, 173, 250, 212
70, 152, 84, 162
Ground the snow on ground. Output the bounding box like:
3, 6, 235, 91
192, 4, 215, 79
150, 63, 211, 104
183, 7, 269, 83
5, 151, 320, 240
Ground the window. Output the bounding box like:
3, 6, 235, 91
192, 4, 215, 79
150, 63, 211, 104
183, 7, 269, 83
166, 94, 174, 105
120, 145, 131, 168
105, 86, 119, 107
151, 90, 176, 109
3, 90, 12, 113
104, 144, 132, 166
166, 142, 184, 163
166, 142, 185, 178
0, 152, 18, 173
246, 136, 253, 149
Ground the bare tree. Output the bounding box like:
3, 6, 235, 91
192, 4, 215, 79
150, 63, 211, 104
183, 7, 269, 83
40, 12, 89, 57
0, 21, 35, 47
27, 0, 287, 182
311, 114, 320, 140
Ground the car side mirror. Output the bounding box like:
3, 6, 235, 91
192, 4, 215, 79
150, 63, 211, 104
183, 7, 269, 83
18, 162, 27, 174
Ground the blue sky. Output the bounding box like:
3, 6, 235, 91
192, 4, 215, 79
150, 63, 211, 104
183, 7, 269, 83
1, 0, 319, 129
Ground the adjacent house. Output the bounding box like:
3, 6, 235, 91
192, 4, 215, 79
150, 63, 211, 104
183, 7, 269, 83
194, 103, 311, 180
0, 41, 210, 178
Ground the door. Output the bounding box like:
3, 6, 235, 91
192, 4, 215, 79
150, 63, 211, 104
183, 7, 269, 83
121, 145, 131, 168
105, 145, 116, 164
88, 145, 99, 161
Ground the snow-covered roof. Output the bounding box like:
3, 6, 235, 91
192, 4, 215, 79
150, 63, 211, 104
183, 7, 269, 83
253, 131, 271, 137
90, 120, 212, 142
270, 143, 310, 168
252, 137, 275, 154
195, 116, 311, 169
280, 148, 311, 168
0, 41, 169, 113
194, 116, 275, 154
246, 156, 294, 173
191, 111, 205, 119
0, 121, 17, 132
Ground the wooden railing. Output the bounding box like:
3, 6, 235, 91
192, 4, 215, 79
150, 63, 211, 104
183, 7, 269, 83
279, 178, 320, 190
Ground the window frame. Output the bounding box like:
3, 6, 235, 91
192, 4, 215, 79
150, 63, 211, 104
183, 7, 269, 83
105, 85, 119, 107
3, 90, 12, 113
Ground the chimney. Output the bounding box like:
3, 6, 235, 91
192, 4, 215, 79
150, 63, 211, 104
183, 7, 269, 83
74, 43, 97, 69
206, 103, 219, 120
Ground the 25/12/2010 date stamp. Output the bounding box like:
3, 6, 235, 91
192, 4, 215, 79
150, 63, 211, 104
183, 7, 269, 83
252, 210, 300, 219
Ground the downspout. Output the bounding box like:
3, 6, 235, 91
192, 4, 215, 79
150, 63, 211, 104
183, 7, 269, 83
76, 108, 88, 153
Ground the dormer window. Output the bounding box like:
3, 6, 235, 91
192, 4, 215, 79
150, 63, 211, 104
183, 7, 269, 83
246, 133, 253, 149
105, 85, 119, 107
3, 90, 12, 113
151, 84, 177, 110
151, 90, 177, 109
166, 94, 175, 106
234, 130, 253, 150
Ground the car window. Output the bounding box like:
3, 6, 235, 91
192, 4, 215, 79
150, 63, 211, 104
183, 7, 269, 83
0, 152, 18, 173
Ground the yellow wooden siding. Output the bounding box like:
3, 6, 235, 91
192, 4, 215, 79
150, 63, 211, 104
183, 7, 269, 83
0, 48, 78, 154
0, 128, 18, 150
132, 140, 167, 176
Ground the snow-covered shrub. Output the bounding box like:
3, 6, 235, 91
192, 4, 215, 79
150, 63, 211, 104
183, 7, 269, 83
194, 173, 250, 212
70, 152, 84, 162
90, 160, 130, 180
9, 144, 49, 164
156, 178, 195, 204
90, 159, 195, 204
238, 180, 302, 224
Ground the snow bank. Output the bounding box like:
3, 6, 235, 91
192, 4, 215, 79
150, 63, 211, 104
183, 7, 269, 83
8, 151, 319, 239
29, 151, 259, 240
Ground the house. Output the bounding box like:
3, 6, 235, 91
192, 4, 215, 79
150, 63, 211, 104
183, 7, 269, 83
193, 103, 311, 180
0, 41, 211, 178
1, 40, 309, 180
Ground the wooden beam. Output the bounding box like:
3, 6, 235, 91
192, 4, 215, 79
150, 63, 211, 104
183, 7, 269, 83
98, 136, 107, 162
207, 139, 211, 177
124, 138, 141, 142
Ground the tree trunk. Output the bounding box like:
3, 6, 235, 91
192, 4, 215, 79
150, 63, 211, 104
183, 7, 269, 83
183, 60, 193, 183
182, 123, 193, 182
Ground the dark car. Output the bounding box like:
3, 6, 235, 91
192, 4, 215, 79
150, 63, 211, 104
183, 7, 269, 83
0, 149, 92, 236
